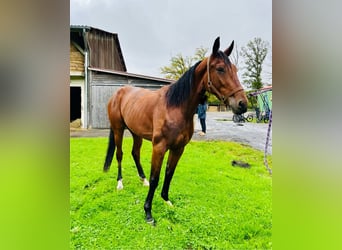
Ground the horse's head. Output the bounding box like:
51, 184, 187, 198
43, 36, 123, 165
205, 37, 248, 114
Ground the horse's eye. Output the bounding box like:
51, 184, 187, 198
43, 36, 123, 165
217, 67, 225, 73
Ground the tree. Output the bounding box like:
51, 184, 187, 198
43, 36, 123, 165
240, 37, 269, 90
160, 47, 208, 80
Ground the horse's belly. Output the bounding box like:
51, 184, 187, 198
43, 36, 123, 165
128, 124, 153, 141
124, 113, 154, 141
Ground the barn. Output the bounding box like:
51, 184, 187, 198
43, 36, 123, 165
70, 25, 173, 128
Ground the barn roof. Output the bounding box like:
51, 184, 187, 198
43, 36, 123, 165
89, 67, 174, 84
70, 25, 126, 72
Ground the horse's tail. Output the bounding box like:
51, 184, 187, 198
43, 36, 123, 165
103, 127, 115, 172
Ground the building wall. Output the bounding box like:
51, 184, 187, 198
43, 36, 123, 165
89, 70, 170, 128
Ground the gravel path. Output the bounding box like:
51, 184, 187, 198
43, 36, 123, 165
70, 111, 272, 155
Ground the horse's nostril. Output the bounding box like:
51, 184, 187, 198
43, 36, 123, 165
239, 101, 247, 111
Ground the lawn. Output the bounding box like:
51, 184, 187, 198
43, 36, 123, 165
70, 137, 272, 249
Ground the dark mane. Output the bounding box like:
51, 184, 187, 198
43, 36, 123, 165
166, 61, 201, 107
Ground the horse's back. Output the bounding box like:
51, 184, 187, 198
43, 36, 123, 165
108, 86, 167, 140
119, 86, 164, 113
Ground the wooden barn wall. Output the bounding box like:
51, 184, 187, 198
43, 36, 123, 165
87, 30, 125, 71
89, 71, 169, 128
70, 43, 84, 73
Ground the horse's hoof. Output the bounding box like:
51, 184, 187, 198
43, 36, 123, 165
146, 218, 155, 226
165, 200, 173, 207
116, 180, 123, 190
142, 178, 149, 187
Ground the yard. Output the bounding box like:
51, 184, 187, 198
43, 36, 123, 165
70, 137, 272, 249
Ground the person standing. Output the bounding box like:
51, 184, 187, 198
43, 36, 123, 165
197, 95, 208, 136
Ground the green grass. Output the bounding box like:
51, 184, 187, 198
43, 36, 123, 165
70, 137, 272, 249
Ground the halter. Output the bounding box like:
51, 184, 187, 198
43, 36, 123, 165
206, 57, 243, 103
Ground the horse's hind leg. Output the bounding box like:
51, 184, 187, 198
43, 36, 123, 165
131, 133, 149, 187
103, 127, 124, 189
114, 128, 125, 190
103, 128, 115, 172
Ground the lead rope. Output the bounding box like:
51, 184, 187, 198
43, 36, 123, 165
264, 109, 272, 175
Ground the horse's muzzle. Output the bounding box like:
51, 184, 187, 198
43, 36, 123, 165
229, 99, 247, 115
238, 100, 247, 113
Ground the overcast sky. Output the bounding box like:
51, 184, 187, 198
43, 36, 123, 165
70, 0, 272, 82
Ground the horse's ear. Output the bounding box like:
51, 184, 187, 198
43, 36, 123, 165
224, 40, 234, 57
212, 37, 220, 55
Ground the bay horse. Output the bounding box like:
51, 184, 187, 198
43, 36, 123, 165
103, 37, 248, 224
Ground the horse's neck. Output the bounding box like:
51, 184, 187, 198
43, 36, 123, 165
168, 59, 207, 119
186, 60, 207, 113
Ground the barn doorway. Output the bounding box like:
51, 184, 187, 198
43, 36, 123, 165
70, 86, 81, 122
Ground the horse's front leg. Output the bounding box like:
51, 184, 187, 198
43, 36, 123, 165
161, 147, 184, 205
144, 143, 166, 224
